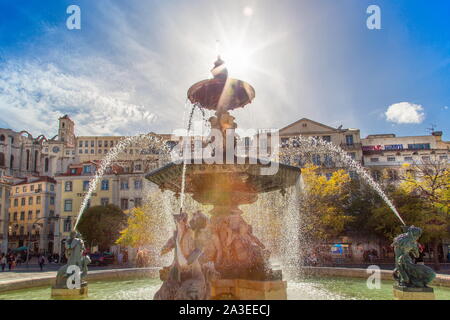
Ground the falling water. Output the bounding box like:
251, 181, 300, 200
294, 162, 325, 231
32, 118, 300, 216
179, 102, 202, 211
74, 134, 171, 230
280, 136, 406, 225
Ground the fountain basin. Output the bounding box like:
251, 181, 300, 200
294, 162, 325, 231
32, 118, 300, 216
2, 269, 450, 300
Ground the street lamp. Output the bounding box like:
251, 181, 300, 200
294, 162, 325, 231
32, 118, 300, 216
26, 216, 59, 268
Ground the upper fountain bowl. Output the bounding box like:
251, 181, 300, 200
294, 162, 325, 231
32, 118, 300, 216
187, 57, 255, 112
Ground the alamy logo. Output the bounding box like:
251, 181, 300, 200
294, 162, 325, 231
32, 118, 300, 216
366, 265, 381, 289
66, 5, 81, 30
367, 5, 381, 30
66, 265, 81, 289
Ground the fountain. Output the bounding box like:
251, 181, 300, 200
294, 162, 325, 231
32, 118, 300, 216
146, 56, 300, 300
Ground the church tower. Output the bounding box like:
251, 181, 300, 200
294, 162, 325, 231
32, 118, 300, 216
58, 115, 75, 147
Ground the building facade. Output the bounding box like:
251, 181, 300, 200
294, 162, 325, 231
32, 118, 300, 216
54, 161, 147, 255
279, 118, 363, 178
362, 131, 450, 183
7, 177, 57, 253
0, 174, 12, 253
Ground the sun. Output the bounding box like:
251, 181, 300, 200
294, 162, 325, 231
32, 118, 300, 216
243, 6, 254, 17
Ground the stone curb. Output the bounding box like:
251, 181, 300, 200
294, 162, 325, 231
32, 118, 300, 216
0, 268, 160, 293
298, 266, 450, 287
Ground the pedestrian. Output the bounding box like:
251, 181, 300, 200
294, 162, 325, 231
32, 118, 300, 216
7, 254, 12, 271
38, 255, 45, 271
0, 254, 6, 271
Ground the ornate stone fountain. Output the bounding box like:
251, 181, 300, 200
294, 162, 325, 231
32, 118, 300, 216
147, 56, 300, 300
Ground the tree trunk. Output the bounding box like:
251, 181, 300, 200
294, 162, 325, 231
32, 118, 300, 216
432, 240, 441, 271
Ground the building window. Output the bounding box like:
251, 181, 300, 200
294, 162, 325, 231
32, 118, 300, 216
98, 149, 102, 154
370, 158, 379, 163
28, 211, 32, 220
404, 156, 413, 162
28, 197, 33, 205
44, 158, 49, 172
387, 156, 396, 162
349, 171, 358, 179
83, 166, 91, 174
79, 149, 83, 154
36, 196, 41, 204
99, 141, 103, 147
64, 199, 73, 212
101, 198, 109, 206
0, 152, 4, 167
13, 212, 17, 221
14, 199, 18, 207
64, 219, 72, 232
84, 141, 88, 147
323, 155, 333, 167
38, 184, 42, 191
83, 181, 90, 192
91, 149, 94, 154
101, 180, 109, 191
36, 210, 40, 217
120, 179, 129, 190
120, 198, 128, 210
348, 152, 356, 160
134, 164, 142, 171
65, 181, 73, 192
50, 184, 54, 191
85, 149, 88, 154
372, 170, 381, 182
312, 154, 321, 165
49, 210, 55, 217
30, 185, 34, 192
21, 198, 26, 205
79, 141, 83, 147
91, 141, 95, 147
345, 135, 354, 146
388, 170, 399, 181
322, 136, 331, 142
134, 179, 142, 190
20, 212, 25, 221
22, 186, 27, 192
50, 197, 55, 205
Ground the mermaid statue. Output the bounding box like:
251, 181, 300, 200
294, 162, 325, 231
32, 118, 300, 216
392, 226, 436, 288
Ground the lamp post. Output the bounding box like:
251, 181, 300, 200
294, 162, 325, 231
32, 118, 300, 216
26, 215, 60, 268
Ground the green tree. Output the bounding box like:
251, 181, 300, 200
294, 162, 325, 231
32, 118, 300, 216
77, 204, 127, 251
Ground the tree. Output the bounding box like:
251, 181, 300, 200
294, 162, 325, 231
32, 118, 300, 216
77, 204, 127, 251
116, 207, 161, 249
399, 157, 450, 269
300, 165, 354, 241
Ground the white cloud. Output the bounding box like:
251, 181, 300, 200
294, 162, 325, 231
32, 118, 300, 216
0, 60, 159, 137
385, 102, 425, 124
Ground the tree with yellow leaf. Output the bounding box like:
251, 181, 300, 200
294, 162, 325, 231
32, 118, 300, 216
300, 165, 353, 241
398, 156, 450, 269
116, 207, 159, 249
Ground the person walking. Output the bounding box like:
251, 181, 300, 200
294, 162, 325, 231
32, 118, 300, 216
0, 254, 6, 271
38, 255, 45, 271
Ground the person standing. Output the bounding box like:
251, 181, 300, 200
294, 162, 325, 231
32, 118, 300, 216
38, 255, 45, 271
0, 254, 6, 271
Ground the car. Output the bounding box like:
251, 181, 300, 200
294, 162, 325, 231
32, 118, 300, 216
88, 252, 114, 266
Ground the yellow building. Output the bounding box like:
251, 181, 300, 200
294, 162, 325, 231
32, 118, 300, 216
54, 161, 147, 254
8, 176, 56, 253
0, 174, 12, 253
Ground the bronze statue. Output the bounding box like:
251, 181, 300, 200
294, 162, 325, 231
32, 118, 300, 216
392, 226, 436, 288
154, 211, 219, 300
54, 231, 91, 289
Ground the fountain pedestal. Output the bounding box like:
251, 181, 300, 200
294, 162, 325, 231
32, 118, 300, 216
211, 279, 287, 300
51, 283, 88, 298
393, 286, 435, 300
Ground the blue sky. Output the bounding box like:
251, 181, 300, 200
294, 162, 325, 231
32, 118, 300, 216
0, 0, 449, 139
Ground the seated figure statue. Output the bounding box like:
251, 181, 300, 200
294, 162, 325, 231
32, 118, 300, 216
392, 226, 436, 288
54, 231, 91, 289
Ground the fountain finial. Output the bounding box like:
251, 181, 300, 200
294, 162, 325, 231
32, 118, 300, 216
211, 55, 228, 79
